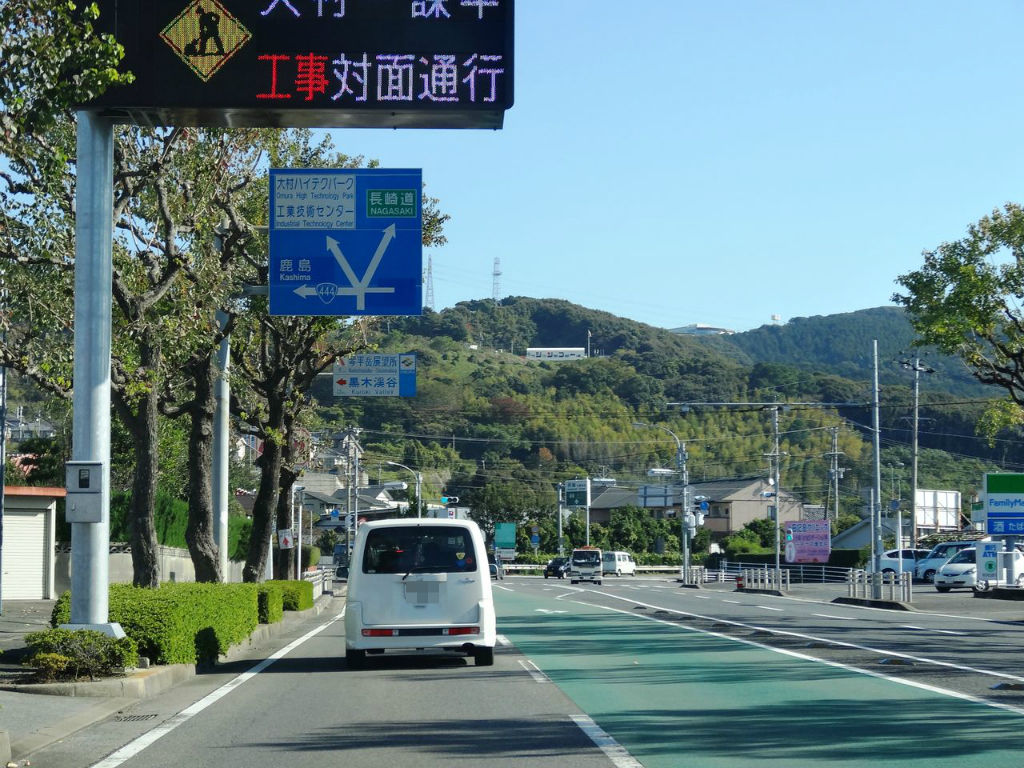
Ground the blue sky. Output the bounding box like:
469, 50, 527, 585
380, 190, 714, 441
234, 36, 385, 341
331, 1, 1024, 333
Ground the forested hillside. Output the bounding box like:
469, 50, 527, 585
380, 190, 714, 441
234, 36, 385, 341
704, 306, 992, 398
312, 298, 1020, 528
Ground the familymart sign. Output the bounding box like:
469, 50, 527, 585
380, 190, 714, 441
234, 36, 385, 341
984, 473, 1024, 534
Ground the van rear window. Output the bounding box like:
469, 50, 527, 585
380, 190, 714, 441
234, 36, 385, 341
363, 526, 478, 574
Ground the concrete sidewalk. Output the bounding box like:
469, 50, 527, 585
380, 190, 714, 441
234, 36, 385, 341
0, 589, 342, 763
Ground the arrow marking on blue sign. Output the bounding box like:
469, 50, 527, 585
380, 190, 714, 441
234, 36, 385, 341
293, 226, 399, 310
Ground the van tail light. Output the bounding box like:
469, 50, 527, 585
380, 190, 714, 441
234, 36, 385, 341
443, 627, 479, 636
363, 629, 400, 637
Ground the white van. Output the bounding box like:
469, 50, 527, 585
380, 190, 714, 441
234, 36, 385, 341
915, 540, 985, 582
344, 518, 497, 668
602, 551, 637, 576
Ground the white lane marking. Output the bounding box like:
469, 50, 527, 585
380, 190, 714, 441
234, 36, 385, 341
573, 597, 1024, 717
571, 714, 645, 768
519, 659, 550, 683
903, 625, 968, 636
556, 589, 1024, 698
756, 605, 783, 611
497, 634, 512, 646
812, 613, 856, 620
493, 583, 514, 591
89, 609, 347, 768
536, 608, 568, 614
723, 600, 741, 604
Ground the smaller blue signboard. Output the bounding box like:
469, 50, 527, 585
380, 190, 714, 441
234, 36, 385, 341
333, 353, 416, 398
986, 511, 1024, 535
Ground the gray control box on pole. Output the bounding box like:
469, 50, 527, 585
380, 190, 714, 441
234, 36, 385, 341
65, 461, 105, 523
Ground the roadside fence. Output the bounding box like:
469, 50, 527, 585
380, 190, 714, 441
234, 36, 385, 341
303, 567, 333, 599
847, 569, 913, 603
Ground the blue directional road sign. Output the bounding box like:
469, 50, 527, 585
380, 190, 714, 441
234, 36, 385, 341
269, 168, 422, 316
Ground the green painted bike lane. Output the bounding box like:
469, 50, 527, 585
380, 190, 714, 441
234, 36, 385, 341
495, 587, 1024, 768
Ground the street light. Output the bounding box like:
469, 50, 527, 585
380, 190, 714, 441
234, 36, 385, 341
387, 461, 422, 518
634, 421, 691, 581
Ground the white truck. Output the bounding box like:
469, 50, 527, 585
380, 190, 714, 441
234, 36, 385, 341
569, 547, 603, 585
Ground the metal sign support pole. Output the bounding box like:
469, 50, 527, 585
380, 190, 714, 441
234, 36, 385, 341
67, 112, 122, 636
212, 310, 230, 581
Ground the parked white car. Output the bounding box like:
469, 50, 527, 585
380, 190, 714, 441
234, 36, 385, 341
915, 540, 981, 582
933, 548, 979, 592
873, 548, 932, 575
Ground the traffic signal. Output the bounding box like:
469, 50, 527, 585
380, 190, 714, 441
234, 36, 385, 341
441, 495, 459, 505
785, 528, 794, 542
693, 496, 708, 527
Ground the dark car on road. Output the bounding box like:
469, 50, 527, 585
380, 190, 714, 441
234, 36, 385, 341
544, 556, 569, 579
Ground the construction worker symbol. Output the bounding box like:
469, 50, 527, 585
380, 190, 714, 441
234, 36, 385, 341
184, 6, 225, 57
161, 0, 251, 82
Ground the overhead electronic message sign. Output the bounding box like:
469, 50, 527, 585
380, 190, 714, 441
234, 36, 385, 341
86, 0, 514, 128
269, 167, 422, 316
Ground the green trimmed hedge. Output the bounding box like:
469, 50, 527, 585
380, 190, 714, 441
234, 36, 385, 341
51, 583, 259, 665
24, 628, 139, 681
257, 583, 284, 624
266, 579, 314, 611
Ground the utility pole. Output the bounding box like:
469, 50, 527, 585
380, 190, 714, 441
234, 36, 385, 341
825, 426, 844, 521
670, 398, 864, 585
898, 354, 934, 546
872, 341, 884, 597
557, 483, 564, 556
770, 407, 782, 575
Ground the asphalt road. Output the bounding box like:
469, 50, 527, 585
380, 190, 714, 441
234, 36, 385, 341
19, 577, 1024, 768
495, 576, 1024, 767
22, 601, 616, 768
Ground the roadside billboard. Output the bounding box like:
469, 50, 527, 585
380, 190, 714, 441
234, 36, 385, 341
784, 519, 831, 564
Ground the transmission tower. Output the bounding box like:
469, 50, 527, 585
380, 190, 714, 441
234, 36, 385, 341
423, 254, 434, 311
492, 257, 502, 301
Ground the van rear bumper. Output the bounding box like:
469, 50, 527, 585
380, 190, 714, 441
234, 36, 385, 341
345, 600, 496, 651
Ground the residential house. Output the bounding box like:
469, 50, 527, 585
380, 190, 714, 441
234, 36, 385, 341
585, 477, 805, 538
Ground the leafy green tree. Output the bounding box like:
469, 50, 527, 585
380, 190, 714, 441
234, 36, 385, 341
0, 0, 131, 136
894, 203, 1024, 415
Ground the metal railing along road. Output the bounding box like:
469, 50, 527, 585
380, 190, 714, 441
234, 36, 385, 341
716, 560, 853, 584
303, 567, 334, 599
847, 569, 913, 603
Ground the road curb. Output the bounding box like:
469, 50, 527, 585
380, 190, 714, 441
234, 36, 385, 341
0, 728, 10, 764
832, 596, 916, 611
0, 592, 342, 700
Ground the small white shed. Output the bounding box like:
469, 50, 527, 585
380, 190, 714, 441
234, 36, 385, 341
1, 486, 64, 601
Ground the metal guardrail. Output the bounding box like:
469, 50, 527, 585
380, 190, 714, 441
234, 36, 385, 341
738, 567, 791, 591
847, 570, 913, 603
303, 567, 333, 599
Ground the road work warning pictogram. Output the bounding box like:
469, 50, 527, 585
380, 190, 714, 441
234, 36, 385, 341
161, 0, 252, 82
